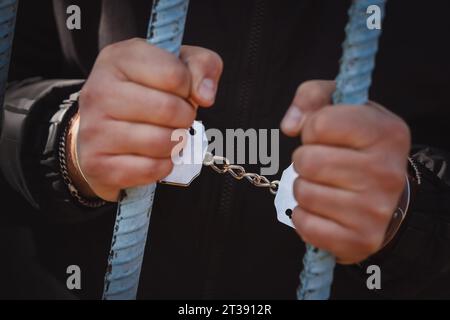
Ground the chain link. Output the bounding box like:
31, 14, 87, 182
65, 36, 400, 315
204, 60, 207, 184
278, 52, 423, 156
203, 152, 279, 195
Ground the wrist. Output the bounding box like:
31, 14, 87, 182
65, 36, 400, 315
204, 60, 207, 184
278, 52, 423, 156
378, 157, 421, 251
56, 92, 106, 208
380, 175, 411, 249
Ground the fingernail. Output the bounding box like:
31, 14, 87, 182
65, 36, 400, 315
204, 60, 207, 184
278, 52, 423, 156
198, 78, 216, 102
281, 106, 303, 132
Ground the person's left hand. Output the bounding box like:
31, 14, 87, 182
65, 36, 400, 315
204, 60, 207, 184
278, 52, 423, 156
281, 80, 411, 264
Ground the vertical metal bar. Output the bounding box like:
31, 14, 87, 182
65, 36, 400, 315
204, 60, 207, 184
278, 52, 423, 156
0, 0, 18, 106
102, 0, 190, 300
297, 0, 386, 300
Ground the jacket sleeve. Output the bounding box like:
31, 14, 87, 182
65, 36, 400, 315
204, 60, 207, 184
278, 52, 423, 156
335, 145, 450, 299
0, 1, 114, 223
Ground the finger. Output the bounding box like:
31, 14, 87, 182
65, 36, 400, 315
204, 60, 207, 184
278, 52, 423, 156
103, 82, 196, 128
292, 145, 370, 191
292, 207, 379, 263
293, 177, 366, 230
92, 155, 173, 191
101, 38, 191, 98
301, 104, 387, 149
180, 45, 223, 107
83, 119, 183, 158
281, 80, 336, 137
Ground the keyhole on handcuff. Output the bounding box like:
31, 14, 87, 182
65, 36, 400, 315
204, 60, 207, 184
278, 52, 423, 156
285, 209, 293, 219
178, 127, 196, 158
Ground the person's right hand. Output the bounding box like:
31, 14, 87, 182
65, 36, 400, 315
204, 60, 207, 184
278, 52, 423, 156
69, 39, 223, 202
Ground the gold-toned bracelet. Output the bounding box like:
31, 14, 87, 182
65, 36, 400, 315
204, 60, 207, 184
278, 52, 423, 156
58, 109, 106, 208
70, 114, 97, 193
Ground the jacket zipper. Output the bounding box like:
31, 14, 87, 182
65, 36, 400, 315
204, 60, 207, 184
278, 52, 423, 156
202, 0, 266, 298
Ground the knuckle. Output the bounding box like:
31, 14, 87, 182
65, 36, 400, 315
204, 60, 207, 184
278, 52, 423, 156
99, 44, 114, 59
160, 159, 174, 177
294, 179, 316, 208
366, 156, 405, 192
127, 37, 144, 46
178, 107, 196, 128
102, 38, 139, 56
202, 49, 224, 74
80, 85, 103, 109
100, 39, 147, 69
309, 112, 331, 141
297, 81, 327, 105
100, 42, 123, 60
155, 95, 178, 123
365, 156, 390, 180
294, 147, 319, 178
368, 161, 387, 182
144, 134, 163, 154
140, 134, 155, 152
390, 120, 411, 148
140, 161, 159, 180
165, 62, 189, 92
360, 233, 383, 253
213, 52, 224, 75
145, 130, 174, 157
157, 128, 174, 146
184, 47, 224, 76
158, 97, 195, 128
150, 159, 174, 180
184, 105, 197, 126
80, 83, 117, 116
365, 196, 394, 225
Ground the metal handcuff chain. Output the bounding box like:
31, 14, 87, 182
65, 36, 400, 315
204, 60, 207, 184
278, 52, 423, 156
203, 152, 280, 195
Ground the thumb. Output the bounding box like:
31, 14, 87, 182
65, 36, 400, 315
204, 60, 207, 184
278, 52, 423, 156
180, 45, 224, 107
281, 80, 336, 137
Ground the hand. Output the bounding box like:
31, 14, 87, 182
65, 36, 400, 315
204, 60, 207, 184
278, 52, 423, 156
70, 39, 223, 202
281, 80, 411, 264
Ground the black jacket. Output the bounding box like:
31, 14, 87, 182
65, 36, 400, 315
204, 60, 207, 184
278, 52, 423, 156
1, 0, 450, 299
